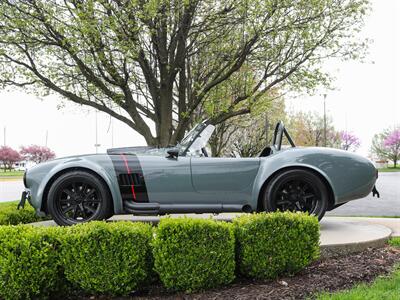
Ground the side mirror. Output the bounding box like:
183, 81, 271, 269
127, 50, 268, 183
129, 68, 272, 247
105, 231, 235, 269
166, 148, 179, 159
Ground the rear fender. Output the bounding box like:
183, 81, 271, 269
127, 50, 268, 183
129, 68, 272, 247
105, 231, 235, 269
251, 160, 335, 211
251, 147, 376, 210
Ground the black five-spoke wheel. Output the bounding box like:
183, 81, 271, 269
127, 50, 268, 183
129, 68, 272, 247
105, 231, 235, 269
263, 169, 328, 220
48, 171, 112, 226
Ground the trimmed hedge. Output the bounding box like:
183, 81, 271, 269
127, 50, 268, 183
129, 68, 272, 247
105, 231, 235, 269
0, 225, 61, 300
0, 201, 49, 225
60, 221, 153, 295
152, 218, 236, 292
0, 212, 320, 298
234, 212, 320, 279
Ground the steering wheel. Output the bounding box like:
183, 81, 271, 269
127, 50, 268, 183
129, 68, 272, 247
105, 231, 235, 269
201, 147, 209, 157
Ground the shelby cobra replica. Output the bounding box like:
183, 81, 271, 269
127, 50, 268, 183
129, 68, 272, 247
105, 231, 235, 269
20, 121, 379, 226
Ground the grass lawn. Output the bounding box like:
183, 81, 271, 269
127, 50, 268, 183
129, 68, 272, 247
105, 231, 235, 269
0, 200, 19, 209
378, 166, 400, 173
0, 170, 24, 177
389, 237, 400, 247
317, 237, 400, 300
0, 200, 49, 225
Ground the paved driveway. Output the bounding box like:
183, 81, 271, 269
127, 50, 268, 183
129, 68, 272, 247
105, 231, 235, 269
0, 179, 24, 202
327, 172, 400, 217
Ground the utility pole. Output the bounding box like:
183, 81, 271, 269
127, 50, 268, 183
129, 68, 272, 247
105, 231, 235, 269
107, 115, 114, 148
323, 94, 327, 147
3, 127, 6, 146
94, 110, 101, 153
111, 118, 114, 148
95, 110, 99, 153
45, 130, 48, 147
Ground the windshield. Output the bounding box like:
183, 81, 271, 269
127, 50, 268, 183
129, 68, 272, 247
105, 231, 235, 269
179, 123, 207, 150
178, 122, 215, 156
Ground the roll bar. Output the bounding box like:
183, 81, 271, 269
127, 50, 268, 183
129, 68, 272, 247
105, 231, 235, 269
272, 121, 296, 150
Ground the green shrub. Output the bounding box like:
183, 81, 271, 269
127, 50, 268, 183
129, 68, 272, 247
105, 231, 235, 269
60, 221, 153, 295
234, 212, 320, 279
0, 212, 320, 298
0, 225, 62, 300
389, 237, 400, 248
0, 201, 48, 225
152, 218, 235, 292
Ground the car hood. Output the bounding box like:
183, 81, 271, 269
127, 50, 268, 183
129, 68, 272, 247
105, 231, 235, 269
106, 146, 172, 156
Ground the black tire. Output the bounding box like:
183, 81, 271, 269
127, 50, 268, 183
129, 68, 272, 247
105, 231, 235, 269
263, 169, 328, 220
47, 171, 113, 226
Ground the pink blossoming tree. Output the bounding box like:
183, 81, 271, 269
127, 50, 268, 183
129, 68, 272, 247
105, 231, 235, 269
0, 146, 21, 171
371, 127, 400, 168
340, 131, 361, 152
383, 129, 400, 168
20, 145, 56, 164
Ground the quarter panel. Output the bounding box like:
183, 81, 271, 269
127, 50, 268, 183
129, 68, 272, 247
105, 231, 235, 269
252, 147, 377, 208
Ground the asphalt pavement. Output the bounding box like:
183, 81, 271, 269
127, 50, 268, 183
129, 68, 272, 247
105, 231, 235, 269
0, 179, 24, 202
0, 173, 399, 216
326, 172, 400, 217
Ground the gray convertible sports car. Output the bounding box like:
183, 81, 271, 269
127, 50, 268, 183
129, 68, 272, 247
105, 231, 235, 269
20, 121, 379, 226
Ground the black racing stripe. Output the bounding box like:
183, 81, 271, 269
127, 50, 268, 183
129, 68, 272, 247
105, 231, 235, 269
109, 153, 149, 203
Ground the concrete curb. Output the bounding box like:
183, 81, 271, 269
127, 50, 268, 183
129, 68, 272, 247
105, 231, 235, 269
320, 235, 391, 258
327, 217, 400, 237
318, 218, 393, 258
0, 177, 23, 182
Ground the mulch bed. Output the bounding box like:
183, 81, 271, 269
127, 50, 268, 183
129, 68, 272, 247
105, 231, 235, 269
78, 246, 400, 300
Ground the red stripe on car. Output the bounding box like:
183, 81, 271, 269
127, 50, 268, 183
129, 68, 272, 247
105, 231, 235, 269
120, 154, 137, 201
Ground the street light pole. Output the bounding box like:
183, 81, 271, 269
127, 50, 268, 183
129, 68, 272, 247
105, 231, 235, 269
323, 94, 327, 147
94, 110, 101, 154
111, 117, 114, 148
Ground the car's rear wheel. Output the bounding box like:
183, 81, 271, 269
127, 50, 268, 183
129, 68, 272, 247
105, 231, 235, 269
263, 169, 328, 220
47, 171, 112, 226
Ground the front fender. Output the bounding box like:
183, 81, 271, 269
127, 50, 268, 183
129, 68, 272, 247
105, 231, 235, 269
28, 155, 123, 215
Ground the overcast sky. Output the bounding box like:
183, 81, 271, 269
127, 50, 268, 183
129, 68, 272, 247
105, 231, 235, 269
0, 0, 399, 158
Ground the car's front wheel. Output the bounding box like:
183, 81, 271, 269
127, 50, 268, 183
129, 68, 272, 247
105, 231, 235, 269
47, 171, 112, 226
263, 169, 328, 220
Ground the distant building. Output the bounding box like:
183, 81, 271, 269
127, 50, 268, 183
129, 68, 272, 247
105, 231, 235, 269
374, 160, 388, 169
13, 160, 36, 171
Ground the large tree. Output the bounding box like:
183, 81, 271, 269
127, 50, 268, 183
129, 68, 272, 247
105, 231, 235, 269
286, 111, 341, 147
0, 0, 369, 146
209, 93, 286, 157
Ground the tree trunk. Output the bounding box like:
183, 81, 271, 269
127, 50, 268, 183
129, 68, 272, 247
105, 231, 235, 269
158, 84, 173, 147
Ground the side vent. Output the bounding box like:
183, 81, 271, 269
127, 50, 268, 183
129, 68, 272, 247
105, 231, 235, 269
119, 173, 137, 186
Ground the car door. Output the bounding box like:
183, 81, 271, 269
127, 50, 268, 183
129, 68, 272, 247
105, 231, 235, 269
190, 157, 260, 203
137, 155, 199, 204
